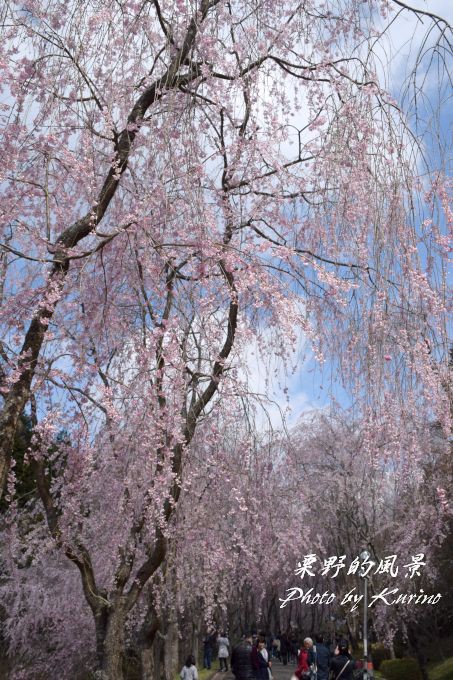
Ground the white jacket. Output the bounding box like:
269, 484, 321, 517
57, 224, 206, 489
180, 665, 198, 680
218, 636, 230, 658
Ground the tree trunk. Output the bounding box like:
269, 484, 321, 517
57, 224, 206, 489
95, 605, 127, 680
140, 645, 155, 680
163, 612, 179, 680
408, 624, 429, 680
0, 270, 67, 498
137, 597, 161, 680
0, 403, 20, 495
191, 609, 201, 665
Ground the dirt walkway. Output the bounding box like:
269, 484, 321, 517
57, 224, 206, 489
211, 659, 297, 680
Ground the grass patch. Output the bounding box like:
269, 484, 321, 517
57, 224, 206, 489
198, 669, 219, 680
427, 657, 453, 680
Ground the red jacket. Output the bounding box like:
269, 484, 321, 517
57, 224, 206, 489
296, 647, 309, 676
251, 645, 260, 669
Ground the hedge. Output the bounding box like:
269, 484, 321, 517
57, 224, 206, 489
380, 657, 423, 680
371, 643, 391, 671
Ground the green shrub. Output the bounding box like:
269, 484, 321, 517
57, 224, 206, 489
380, 657, 423, 680
429, 657, 453, 680
371, 643, 391, 671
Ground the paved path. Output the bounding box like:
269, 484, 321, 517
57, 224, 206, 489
268, 660, 297, 680
211, 659, 297, 680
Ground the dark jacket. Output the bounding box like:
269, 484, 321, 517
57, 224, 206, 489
314, 642, 330, 676
251, 646, 270, 680
280, 635, 291, 653
231, 640, 255, 680
203, 634, 215, 650
330, 654, 355, 680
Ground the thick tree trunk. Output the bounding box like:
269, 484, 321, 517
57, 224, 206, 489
0, 413, 15, 495
164, 613, 179, 680
140, 646, 156, 680
95, 605, 127, 680
191, 615, 200, 665
0, 270, 68, 497
185, 598, 202, 665
140, 645, 155, 680
137, 598, 160, 680
408, 625, 429, 680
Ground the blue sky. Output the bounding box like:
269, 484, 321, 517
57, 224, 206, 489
246, 0, 453, 433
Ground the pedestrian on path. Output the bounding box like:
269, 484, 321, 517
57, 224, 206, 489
266, 633, 274, 658
180, 655, 198, 680
252, 637, 273, 680
231, 632, 255, 680
259, 639, 273, 680
289, 635, 298, 662
304, 638, 316, 677
280, 632, 291, 666
203, 630, 216, 669
295, 640, 310, 680
329, 640, 355, 680
218, 632, 230, 672
313, 634, 330, 680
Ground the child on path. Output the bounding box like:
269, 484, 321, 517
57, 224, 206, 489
180, 654, 198, 680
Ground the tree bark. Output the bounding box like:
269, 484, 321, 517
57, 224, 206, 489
163, 610, 179, 680
407, 624, 429, 680
137, 595, 161, 680
191, 612, 201, 666
0, 287, 65, 495
140, 645, 155, 680
96, 603, 127, 680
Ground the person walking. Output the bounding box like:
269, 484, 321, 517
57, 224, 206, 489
180, 655, 198, 680
218, 632, 230, 672
203, 630, 215, 669
313, 634, 330, 680
304, 637, 316, 677
266, 633, 274, 659
259, 637, 273, 680
280, 632, 291, 666
252, 637, 273, 680
231, 633, 255, 680
329, 640, 355, 680
295, 640, 310, 679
